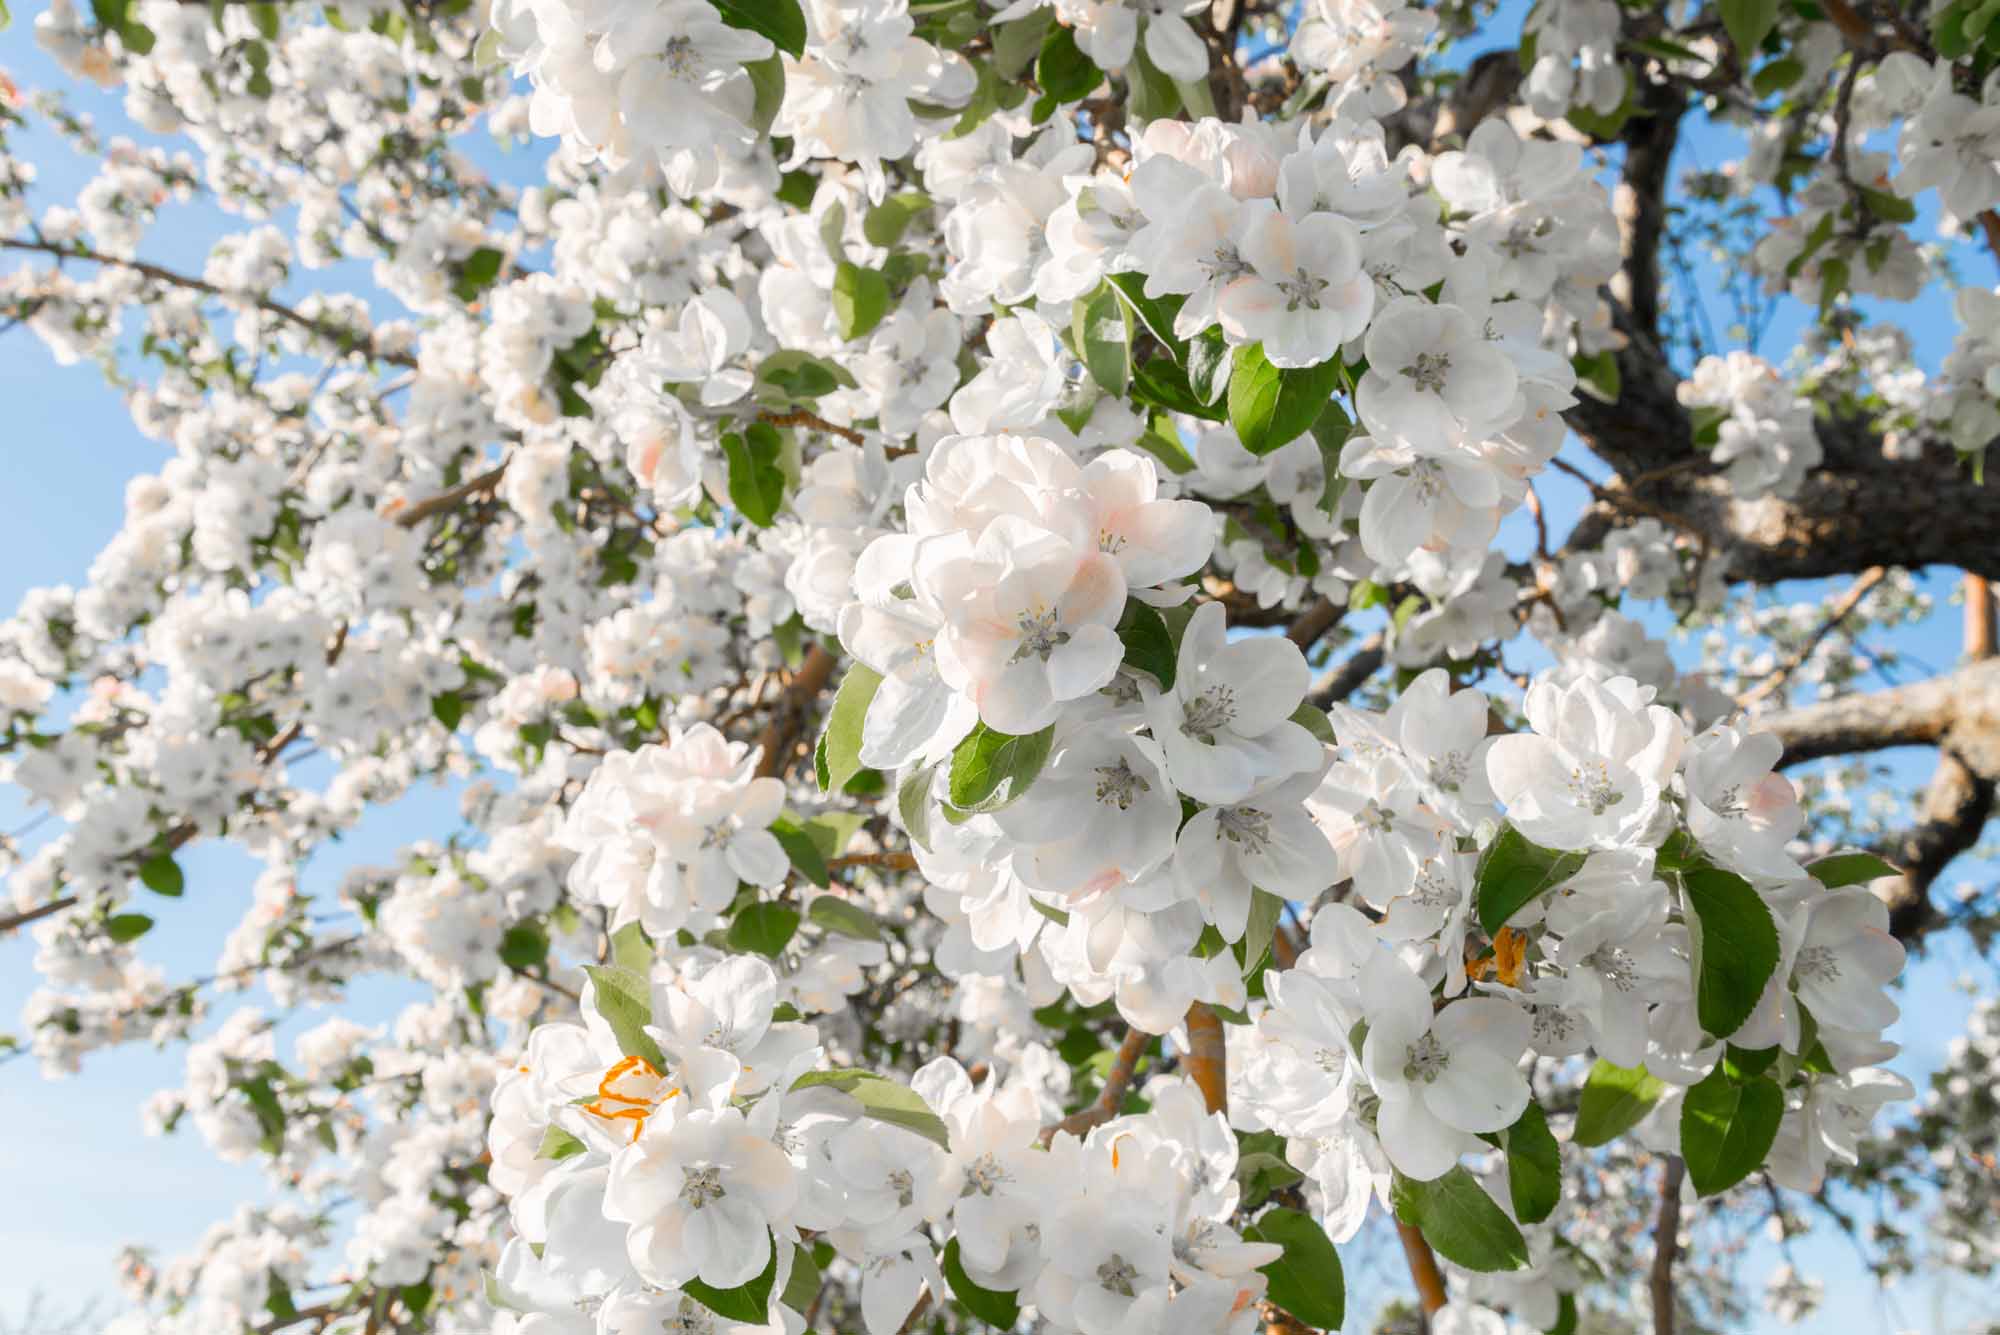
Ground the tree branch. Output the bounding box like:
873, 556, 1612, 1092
1650, 1156, 1686, 1335
754, 645, 840, 780
1039, 1027, 1152, 1144
1182, 1002, 1229, 1115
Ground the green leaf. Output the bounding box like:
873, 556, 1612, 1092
991, 7, 1052, 75
941, 1237, 1021, 1325
105, 913, 154, 943
1752, 56, 1804, 97
768, 817, 830, 888
139, 853, 185, 898
1573, 348, 1620, 404
1680, 1064, 1784, 1196
1104, 273, 1188, 361
1243, 1207, 1344, 1329
808, 895, 883, 941
684, 1234, 780, 1321
801, 811, 867, 864
1502, 1102, 1561, 1224
1859, 187, 1917, 224
452, 246, 504, 303
1115, 599, 1176, 688
1680, 865, 1780, 1040
1573, 1058, 1669, 1147
1186, 328, 1231, 407
709, 0, 806, 56
1036, 23, 1100, 101
1073, 282, 1132, 397
722, 422, 787, 527
863, 191, 932, 247
499, 921, 550, 971
1391, 1167, 1530, 1272
948, 722, 1055, 812
431, 690, 467, 730
537, 1125, 586, 1162
1289, 700, 1335, 746
729, 902, 801, 958
1474, 826, 1586, 938
790, 1069, 951, 1147
832, 261, 892, 341
610, 920, 653, 974
777, 1242, 821, 1314
1240, 889, 1286, 978
1720, 0, 1780, 56
818, 663, 881, 795
1133, 419, 1200, 474
1806, 851, 1900, 888
757, 349, 858, 402
744, 53, 786, 134
580, 965, 666, 1068
898, 761, 937, 853
1227, 343, 1345, 455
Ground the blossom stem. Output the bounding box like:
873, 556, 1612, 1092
1396, 1219, 1449, 1317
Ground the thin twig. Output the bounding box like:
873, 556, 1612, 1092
1739, 565, 1886, 707
1, 238, 415, 367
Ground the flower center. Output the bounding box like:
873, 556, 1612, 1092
1093, 758, 1151, 810
1278, 267, 1329, 312
681, 1162, 726, 1210
1181, 686, 1236, 743
1401, 351, 1452, 393
1216, 804, 1272, 853
1566, 761, 1624, 816
962, 1152, 1008, 1197
1011, 606, 1071, 663
1585, 943, 1638, 992
1428, 751, 1468, 793
1795, 944, 1841, 983
661, 35, 701, 81
1403, 1032, 1450, 1084
1096, 1254, 1139, 1297
1200, 241, 1249, 282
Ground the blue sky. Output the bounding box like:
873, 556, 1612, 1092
1, 9, 1997, 1333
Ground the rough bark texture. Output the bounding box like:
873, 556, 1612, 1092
1764, 656, 2000, 941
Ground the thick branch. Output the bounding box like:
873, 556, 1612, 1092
1563, 302, 2000, 582
1763, 659, 2000, 768
1764, 655, 2000, 941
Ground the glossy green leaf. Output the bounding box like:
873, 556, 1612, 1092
1228, 343, 1345, 455
948, 722, 1055, 812
817, 663, 882, 795
1680, 1063, 1784, 1196
1573, 1058, 1669, 1147
729, 902, 801, 958
941, 1237, 1021, 1325
1391, 1166, 1530, 1272
1242, 1207, 1344, 1329
580, 964, 666, 1067
790, 1068, 950, 1147
1681, 865, 1780, 1040
1475, 825, 1586, 937
1503, 1102, 1561, 1224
